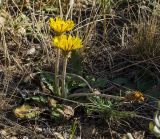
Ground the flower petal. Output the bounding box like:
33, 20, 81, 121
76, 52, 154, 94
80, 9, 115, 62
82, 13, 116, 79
49, 17, 75, 34
52, 35, 83, 52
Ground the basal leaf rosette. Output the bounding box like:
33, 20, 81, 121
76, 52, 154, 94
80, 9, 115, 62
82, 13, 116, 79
49, 17, 75, 35
52, 34, 83, 52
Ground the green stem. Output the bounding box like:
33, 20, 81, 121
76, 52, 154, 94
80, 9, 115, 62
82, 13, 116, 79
55, 48, 61, 96
61, 52, 69, 97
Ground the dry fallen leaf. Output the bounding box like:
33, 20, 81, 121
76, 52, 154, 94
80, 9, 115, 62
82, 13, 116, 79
63, 105, 74, 118
26, 47, 36, 55
92, 88, 101, 94
17, 27, 26, 36
53, 132, 64, 139
122, 131, 145, 139
14, 104, 43, 119
57, 105, 74, 120
48, 98, 58, 107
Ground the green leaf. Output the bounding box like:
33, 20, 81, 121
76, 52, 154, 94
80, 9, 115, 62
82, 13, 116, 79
66, 75, 86, 92
39, 71, 55, 93
145, 89, 160, 98
25, 96, 48, 105
135, 70, 158, 97
50, 110, 62, 120
69, 51, 83, 75
112, 77, 134, 89
44, 6, 59, 12
136, 72, 156, 92
90, 77, 108, 88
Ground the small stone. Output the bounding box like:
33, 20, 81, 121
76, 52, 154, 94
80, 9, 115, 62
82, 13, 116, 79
10, 136, 18, 139
18, 27, 26, 36
35, 127, 43, 132
26, 47, 36, 55
23, 136, 29, 139
53, 132, 64, 139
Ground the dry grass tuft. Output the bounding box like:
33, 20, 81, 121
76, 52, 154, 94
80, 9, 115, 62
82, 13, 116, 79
0, 0, 159, 138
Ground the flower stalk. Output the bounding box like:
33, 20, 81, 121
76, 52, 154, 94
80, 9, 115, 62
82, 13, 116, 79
49, 17, 75, 96
52, 34, 83, 97
55, 48, 61, 96
61, 52, 70, 97
49, 17, 83, 97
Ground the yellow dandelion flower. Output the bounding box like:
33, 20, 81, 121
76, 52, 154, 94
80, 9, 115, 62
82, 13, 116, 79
134, 91, 144, 101
124, 91, 144, 102
49, 17, 75, 35
53, 34, 83, 52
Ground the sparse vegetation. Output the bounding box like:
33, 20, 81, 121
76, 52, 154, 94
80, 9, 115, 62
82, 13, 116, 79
0, 0, 160, 138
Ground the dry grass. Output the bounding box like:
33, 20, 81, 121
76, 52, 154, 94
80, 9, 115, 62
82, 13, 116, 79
0, 0, 160, 138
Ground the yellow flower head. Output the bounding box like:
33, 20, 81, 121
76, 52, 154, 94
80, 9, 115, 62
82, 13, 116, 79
133, 91, 144, 102
53, 34, 83, 52
124, 91, 144, 102
49, 17, 74, 35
